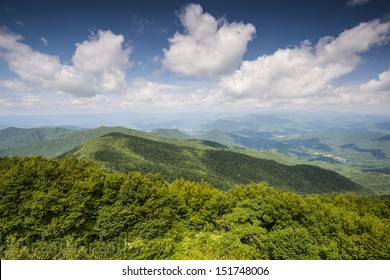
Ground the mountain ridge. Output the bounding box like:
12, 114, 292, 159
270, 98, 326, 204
61, 131, 365, 194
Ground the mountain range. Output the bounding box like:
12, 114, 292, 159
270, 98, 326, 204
0, 112, 389, 195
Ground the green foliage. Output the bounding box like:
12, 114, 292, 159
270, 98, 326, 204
0, 157, 389, 260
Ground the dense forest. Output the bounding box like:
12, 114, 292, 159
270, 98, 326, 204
1, 157, 389, 260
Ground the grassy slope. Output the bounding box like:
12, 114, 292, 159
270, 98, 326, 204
62, 132, 364, 194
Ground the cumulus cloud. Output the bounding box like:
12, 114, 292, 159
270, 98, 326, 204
72, 30, 130, 93
359, 67, 390, 93
311, 67, 390, 108
162, 3, 255, 77
0, 29, 131, 97
220, 19, 390, 103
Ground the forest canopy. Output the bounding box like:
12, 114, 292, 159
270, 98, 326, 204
0, 157, 389, 260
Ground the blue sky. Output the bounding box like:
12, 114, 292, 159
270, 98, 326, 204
0, 0, 389, 115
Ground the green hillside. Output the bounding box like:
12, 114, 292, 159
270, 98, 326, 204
0, 126, 152, 158
62, 132, 364, 194
0, 127, 75, 151
0, 157, 388, 260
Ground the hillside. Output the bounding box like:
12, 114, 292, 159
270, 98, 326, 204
0, 125, 296, 164
0, 127, 76, 151
62, 132, 364, 194
0, 126, 151, 158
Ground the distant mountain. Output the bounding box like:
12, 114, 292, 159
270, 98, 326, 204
375, 122, 390, 131
151, 128, 191, 139
61, 132, 364, 194
375, 135, 390, 142
198, 129, 239, 147
203, 114, 292, 132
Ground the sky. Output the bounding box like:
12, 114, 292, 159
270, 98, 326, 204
0, 0, 390, 116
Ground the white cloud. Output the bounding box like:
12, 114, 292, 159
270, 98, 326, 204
121, 78, 223, 110
0, 79, 29, 92
359, 67, 390, 93
0, 29, 131, 97
149, 55, 161, 64
40, 37, 48, 47
72, 30, 131, 93
21, 94, 45, 108
124, 78, 183, 104
162, 3, 255, 77
217, 67, 390, 112
307, 68, 390, 109
220, 19, 390, 103
0, 14, 389, 114
329, 68, 390, 106
346, 0, 371, 7
69, 94, 109, 106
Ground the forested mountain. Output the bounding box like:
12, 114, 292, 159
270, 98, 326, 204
62, 132, 364, 194
0, 157, 388, 260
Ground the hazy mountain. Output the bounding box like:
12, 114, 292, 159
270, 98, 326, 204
198, 129, 239, 147
376, 135, 390, 142
375, 122, 390, 131
151, 128, 192, 139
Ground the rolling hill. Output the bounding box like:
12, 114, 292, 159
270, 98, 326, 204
0, 126, 152, 158
0, 127, 75, 151
61, 132, 364, 194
